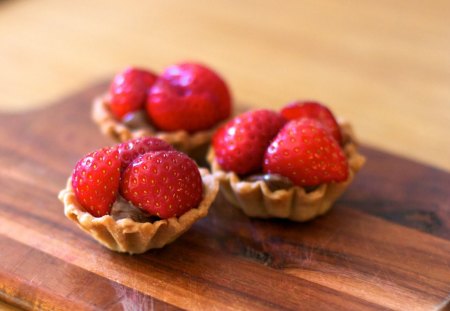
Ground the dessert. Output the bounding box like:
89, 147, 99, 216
92, 62, 232, 157
208, 101, 365, 221
59, 137, 219, 254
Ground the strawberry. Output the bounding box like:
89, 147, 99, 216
263, 119, 348, 187
146, 62, 232, 132
71, 147, 121, 217
280, 101, 342, 144
120, 150, 203, 218
109, 67, 158, 119
212, 109, 286, 175
117, 137, 174, 172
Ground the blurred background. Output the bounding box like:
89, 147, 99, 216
0, 0, 449, 171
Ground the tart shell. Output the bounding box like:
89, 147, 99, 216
92, 94, 216, 156
58, 168, 219, 254
207, 120, 366, 222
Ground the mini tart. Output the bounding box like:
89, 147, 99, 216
207, 120, 366, 222
58, 168, 219, 254
92, 94, 216, 156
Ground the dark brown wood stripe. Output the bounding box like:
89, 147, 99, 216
137, 238, 389, 310
0, 197, 390, 310
3, 163, 447, 307
341, 146, 450, 239
0, 235, 181, 311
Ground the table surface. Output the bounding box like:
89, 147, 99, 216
0, 1, 449, 310
0, 0, 449, 172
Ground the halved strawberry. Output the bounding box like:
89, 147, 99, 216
263, 119, 348, 187
71, 147, 120, 217
109, 67, 158, 119
212, 109, 286, 175
146, 62, 232, 132
120, 150, 203, 218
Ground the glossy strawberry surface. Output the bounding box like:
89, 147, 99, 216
212, 109, 286, 175
263, 119, 348, 187
281, 101, 342, 144
72, 147, 121, 217
109, 67, 158, 119
147, 63, 231, 132
116, 137, 174, 172
120, 150, 203, 218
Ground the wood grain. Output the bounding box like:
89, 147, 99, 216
0, 82, 449, 310
0, 0, 449, 172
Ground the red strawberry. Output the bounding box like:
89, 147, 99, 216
117, 137, 174, 172
71, 147, 120, 217
146, 62, 232, 132
212, 109, 286, 175
109, 67, 158, 119
120, 150, 203, 218
263, 119, 348, 187
280, 101, 342, 144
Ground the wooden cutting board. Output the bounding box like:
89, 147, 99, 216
0, 82, 449, 311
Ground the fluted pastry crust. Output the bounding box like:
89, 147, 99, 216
92, 94, 215, 154
59, 168, 218, 254
207, 120, 366, 222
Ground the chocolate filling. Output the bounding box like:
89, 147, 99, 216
111, 195, 161, 223
245, 173, 319, 193
245, 174, 294, 191
122, 110, 154, 130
